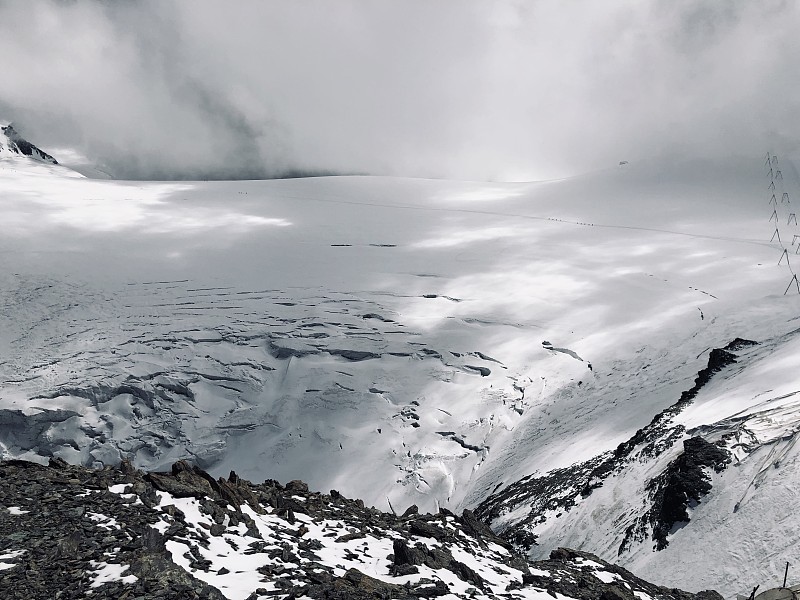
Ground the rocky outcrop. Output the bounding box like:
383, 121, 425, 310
620, 437, 731, 553
0, 458, 723, 600
0, 458, 224, 599
530, 548, 723, 600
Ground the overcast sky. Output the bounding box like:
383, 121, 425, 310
1, 0, 799, 181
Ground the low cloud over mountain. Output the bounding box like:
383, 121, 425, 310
2, 1, 799, 181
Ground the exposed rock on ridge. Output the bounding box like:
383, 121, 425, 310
475, 339, 756, 553
0, 458, 723, 600
0, 124, 58, 164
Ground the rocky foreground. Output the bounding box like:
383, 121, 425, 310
0, 459, 724, 600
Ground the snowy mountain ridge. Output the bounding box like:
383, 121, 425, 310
0, 457, 725, 600
0, 124, 58, 164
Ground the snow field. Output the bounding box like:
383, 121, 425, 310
4, 150, 800, 597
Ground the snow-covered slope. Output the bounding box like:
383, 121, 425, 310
477, 327, 800, 596
467, 155, 800, 597
2, 143, 800, 595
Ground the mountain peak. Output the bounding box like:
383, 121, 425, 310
0, 123, 58, 164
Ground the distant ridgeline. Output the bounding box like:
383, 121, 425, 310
0, 124, 58, 164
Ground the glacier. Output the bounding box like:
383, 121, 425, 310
2, 135, 800, 596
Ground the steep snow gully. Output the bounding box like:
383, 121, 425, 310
3, 137, 800, 597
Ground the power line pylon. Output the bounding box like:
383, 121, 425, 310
785, 274, 800, 295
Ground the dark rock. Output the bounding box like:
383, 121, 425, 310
394, 563, 420, 576
329, 349, 381, 361
695, 591, 725, 600
408, 520, 446, 542
413, 578, 451, 597
459, 509, 510, 549
601, 586, 635, 600
393, 538, 420, 567
550, 547, 573, 562
335, 532, 365, 543
644, 437, 731, 550
285, 479, 309, 493
331, 568, 404, 598
449, 558, 486, 590
724, 338, 758, 352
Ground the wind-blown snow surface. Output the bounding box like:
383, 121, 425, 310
2, 152, 799, 595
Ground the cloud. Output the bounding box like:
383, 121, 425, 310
0, 0, 798, 181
